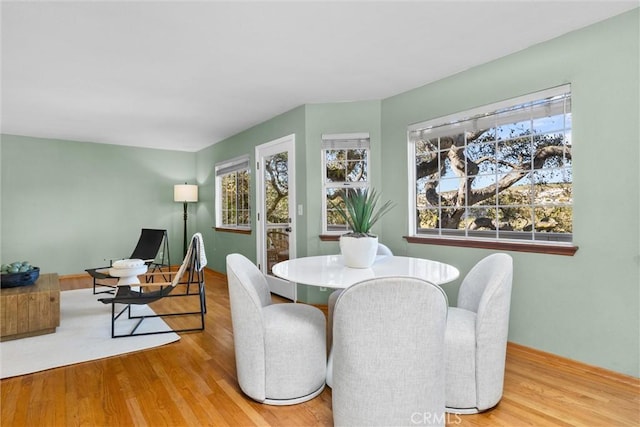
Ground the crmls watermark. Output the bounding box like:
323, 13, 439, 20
410, 412, 463, 425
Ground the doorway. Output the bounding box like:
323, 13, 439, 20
255, 134, 296, 300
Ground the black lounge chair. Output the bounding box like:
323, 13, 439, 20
85, 228, 170, 295
98, 233, 206, 338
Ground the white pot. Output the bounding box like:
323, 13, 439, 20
340, 235, 378, 268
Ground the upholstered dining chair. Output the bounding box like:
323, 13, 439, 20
331, 276, 449, 426
445, 253, 513, 414
374, 242, 393, 256
226, 253, 326, 405
326, 242, 393, 351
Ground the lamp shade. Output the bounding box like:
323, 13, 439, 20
174, 184, 198, 203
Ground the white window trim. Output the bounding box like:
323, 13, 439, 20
408, 85, 570, 136
321, 132, 370, 235
407, 84, 573, 246
215, 155, 251, 230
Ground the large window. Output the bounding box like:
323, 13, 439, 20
408, 85, 572, 245
215, 156, 251, 230
322, 133, 370, 234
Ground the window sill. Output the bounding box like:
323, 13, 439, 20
404, 235, 578, 256
214, 227, 252, 235
319, 234, 341, 242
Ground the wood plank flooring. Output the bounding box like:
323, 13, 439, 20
1, 269, 638, 426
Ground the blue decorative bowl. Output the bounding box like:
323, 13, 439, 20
1, 267, 40, 288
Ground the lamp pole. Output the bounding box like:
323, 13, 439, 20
182, 200, 188, 258
174, 183, 198, 258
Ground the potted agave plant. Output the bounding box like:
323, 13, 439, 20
331, 188, 395, 268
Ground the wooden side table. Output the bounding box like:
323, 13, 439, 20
1, 273, 60, 341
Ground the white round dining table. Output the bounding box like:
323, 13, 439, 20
272, 254, 460, 288
273, 254, 460, 388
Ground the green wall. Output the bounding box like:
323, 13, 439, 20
379, 10, 639, 377
0, 135, 196, 274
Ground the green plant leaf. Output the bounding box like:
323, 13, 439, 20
329, 188, 395, 235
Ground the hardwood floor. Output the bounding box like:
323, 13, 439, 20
1, 269, 638, 426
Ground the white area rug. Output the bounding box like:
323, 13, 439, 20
0, 288, 180, 379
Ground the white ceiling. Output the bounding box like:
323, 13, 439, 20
2, 1, 637, 152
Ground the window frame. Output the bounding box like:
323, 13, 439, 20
321, 132, 371, 235
215, 155, 251, 232
407, 85, 578, 255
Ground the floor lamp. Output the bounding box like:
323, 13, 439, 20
174, 183, 198, 257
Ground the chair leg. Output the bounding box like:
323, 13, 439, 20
199, 283, 206, 328
111, 302, 116, 338
202, 286, 207, 314
93, 277, 116, 295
